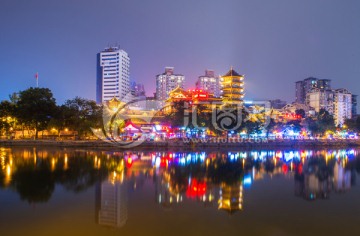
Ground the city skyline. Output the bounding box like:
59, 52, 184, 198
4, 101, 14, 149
0, 0, 360, 107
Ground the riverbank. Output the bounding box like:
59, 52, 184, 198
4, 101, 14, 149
1, 138, 359, 150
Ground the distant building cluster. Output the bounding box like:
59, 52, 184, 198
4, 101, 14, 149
296, 77, 357, 126
96, 46, 357, 128
96, 46, 246, 106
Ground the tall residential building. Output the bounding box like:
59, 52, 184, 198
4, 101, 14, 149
333, 89, 352, 127
96, 47, 130, 104
220, 67, 245, 105
295, 77, 331, 104
196, 70, 221, 97
156, 67, 185, 101
295, 77, 318, 104
306, 88, 334, 114
317, 79, 332, 90
130, 81, 146, 98
352, 94, 357, 116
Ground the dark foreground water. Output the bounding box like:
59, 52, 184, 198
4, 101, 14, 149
0, 147, 360, 236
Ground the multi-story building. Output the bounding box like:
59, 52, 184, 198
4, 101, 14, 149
196, 70, 221, 97
333, 89, 352, 127
269, 99, 287, 109
96, 47, 130, 103
317, 79, 332, 90
295, 77, 318, 104
352, 94, 357, 116
306, 88, 334, 114
220, 67, 245, 105
130, 81, 146, 98
306, 87, 353, 127
155, 67, 185, 101
295, 77, 331, 104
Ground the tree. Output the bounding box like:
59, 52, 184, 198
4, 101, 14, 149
244, 120, 262, 135
9, 92, 19, 104
163, 101, 189, 128
317, 109, 336, 134
295, 109, 306, 118
265, 118, 277, 138
193, 104, 211, 128
0, 100, 16, 136
16, 87, 57, 139
285, 120, 302, 133
344, 117, 360, 132
61, 97, 102, 138
304, 109, 335, 136
304, 117, 320, 135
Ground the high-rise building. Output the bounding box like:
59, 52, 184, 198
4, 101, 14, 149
306, 88, 334, 114
317, 79, 332, 90
130, 81, 146, 98
295, 77, 331, 104
333, 89, 352, 127
196, 70, 221, 97
155, 67, 185, 101
96, 47, 130, 104
220, 67, 245, 105
295, 77, 317, 104
352, 94, 357, 116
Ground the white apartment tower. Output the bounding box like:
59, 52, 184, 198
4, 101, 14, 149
156, 67, 185, 101
96, 47, 130, 103
334, 89, 352, 127
196, 70, 221, 97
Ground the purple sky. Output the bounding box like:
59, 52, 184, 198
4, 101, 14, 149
0, 0, 359, 106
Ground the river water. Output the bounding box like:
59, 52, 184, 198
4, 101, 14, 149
0, 146, 359, 236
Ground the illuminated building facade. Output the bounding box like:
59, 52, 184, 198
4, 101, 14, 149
96, 47, 130, 103
156, 67, 185, 101
295, 77, 331, 104
352, 95, 357, 116
333, 89, 352, 127
220, 68, 245, 105
196, 70, 221, 97
163, 87, 222, 114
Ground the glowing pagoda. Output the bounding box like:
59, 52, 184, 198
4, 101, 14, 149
220, 67, 245, 105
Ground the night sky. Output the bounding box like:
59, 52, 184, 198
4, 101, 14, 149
0, 0, 359, 105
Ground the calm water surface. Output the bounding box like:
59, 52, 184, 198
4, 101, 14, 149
0, 147, 360, 236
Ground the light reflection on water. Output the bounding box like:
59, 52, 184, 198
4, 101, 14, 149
0, 147, 360, 235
